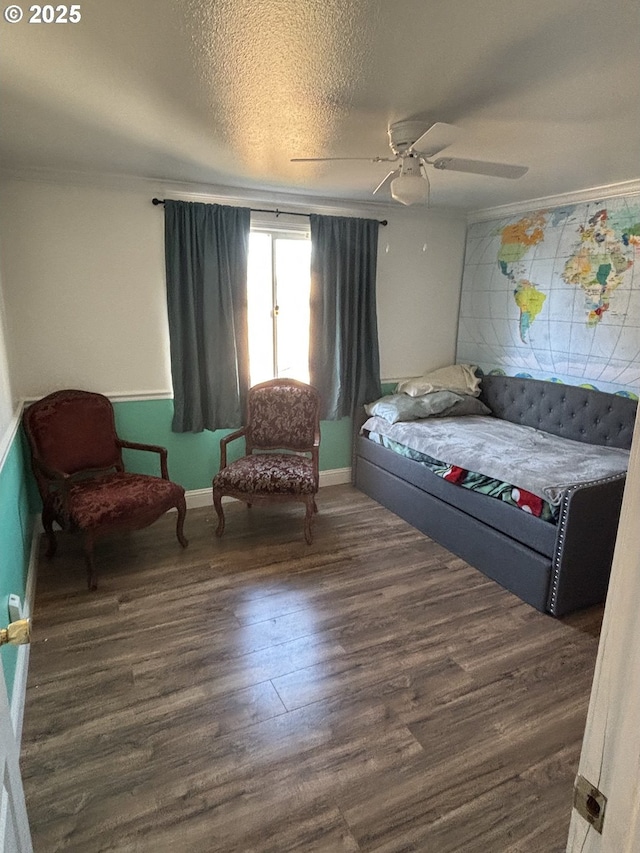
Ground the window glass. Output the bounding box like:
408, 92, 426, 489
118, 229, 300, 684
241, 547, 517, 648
247, 232, 274, 386
247, 229, 311, 387
274, 237, 311, 383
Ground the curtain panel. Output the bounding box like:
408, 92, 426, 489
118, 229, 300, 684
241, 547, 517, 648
164, 200, 251, 432
309, 214, 382, 420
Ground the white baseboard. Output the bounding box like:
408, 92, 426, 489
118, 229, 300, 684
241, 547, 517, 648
185, 466, 352, 510
185, 488, 214, 509
319, 467, 352, 487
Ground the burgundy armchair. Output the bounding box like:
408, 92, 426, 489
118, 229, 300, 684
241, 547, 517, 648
23, 389, 188, 589
212, 379, 321, 544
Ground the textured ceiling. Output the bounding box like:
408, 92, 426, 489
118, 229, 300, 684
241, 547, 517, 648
1, 0, 638, 211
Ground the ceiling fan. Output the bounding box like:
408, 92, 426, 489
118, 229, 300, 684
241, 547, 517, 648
291, 120, 528, 206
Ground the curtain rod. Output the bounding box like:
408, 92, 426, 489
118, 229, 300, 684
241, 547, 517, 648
151, 198, 387, 226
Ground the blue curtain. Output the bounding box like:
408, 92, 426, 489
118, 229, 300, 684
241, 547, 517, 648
309, 214, 382, 420
164, 200, 251, 432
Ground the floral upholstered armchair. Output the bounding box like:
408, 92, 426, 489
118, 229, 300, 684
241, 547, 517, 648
23, 389, 188, 589
212, 379, 321, 544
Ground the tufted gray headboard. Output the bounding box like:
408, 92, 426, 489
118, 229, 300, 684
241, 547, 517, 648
479, 375, 637, 450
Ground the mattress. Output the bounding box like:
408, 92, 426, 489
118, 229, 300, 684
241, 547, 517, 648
361, 413, 630, 524
364, 428, 558, 522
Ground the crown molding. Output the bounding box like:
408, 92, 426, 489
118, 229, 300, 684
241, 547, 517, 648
0, 166, 466, 222
4, 167, 637, 223
467, 179, 640, 224
0, 166, 402, 219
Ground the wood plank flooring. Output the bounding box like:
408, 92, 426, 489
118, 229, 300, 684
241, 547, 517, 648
20, 485, 602, 852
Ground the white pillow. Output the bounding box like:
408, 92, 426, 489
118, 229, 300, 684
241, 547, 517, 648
396, 364, 481, 398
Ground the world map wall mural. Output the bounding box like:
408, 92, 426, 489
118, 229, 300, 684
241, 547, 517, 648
457, 194, 640, 398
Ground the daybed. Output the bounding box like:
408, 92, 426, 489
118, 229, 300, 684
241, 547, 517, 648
355, 374, 637, 616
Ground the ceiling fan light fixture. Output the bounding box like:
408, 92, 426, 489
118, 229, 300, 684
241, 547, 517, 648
290, 120, 528, 203
390, 173, 430, 206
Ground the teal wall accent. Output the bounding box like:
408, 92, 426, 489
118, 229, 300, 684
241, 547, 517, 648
112, 399, 354, 491
0, 429, 34, 702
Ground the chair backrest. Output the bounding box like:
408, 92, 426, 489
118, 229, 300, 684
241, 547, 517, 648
23, 390, 123, 497
247, 379, 320, 452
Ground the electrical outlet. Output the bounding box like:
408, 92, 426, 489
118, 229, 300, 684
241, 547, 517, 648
8, 594, 22, 622
573, 774, 606, 833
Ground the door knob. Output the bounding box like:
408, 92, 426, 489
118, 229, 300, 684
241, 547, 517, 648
0, 619, 30, 647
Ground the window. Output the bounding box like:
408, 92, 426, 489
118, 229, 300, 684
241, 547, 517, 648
247, 221, 311, 387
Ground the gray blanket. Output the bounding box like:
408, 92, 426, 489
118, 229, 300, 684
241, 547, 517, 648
362, 415, 630, 505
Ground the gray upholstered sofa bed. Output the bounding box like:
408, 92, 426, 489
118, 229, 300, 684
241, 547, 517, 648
355, 375, 637, 617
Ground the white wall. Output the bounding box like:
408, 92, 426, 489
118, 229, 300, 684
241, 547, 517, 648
0, 175, 467, 399
377, 207, 466, 382
0, 178, 171, 398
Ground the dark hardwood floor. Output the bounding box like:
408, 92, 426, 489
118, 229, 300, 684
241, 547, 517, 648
20, 485, 602, 852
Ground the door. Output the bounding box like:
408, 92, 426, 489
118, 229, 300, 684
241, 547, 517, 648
566, 406, 640, 851
0, 620, 32, 853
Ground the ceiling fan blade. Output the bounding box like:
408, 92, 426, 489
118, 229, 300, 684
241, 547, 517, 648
290, 156, 396, 163
432, 157, 528, 179
372, 170, 399, 195
410, 122, 460, 157
292, 157, 367, 162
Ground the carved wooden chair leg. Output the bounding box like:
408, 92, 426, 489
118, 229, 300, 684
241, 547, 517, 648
213, 491, 225, 537
313, 498, 318, 514
304, 498, 314, 545
42, 506, 57, 558
83, 534, 97, 591
175, 495, 188, 548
